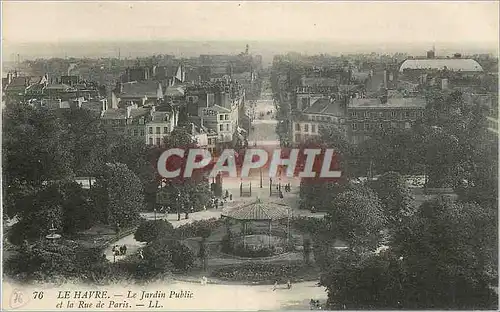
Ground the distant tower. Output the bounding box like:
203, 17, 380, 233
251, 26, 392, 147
427, 44, 436, 59
245, 44, 249, 55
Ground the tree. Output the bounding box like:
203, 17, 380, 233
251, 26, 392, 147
60, 181, 96, 234
169, 241, 195, 272
320, 251, 403, 310
5, 240, 109, 283
2, 104, 74, 188
7, 183, 64, 245
159, 127, 212, 214
134, 220, 174, 243
92, 163, 143, 228
325, 186, 386, 251
142, 239, 194, 273
369, 171, 415, 227
391, 196, 497, 309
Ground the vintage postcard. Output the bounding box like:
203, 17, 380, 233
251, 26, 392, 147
1, 1, 499, 310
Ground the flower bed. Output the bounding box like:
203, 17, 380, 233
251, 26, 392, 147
211, 261, 320, 284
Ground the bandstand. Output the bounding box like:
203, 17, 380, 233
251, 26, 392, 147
221, 197, 292, 248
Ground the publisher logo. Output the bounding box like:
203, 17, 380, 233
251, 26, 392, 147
156, 148, 341, 181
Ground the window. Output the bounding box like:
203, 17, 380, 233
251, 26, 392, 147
304, 124, 309, 132
139, 117, 144, 125
226, 124, 230, 131
133, 129, 138, 136
379, 123, 384, 129
295, 123, 301, 131
351, 111, 357, 117
391, 111, 397, 118
156, 127, 160, 134
220, 124, 224, 131
311, 125, 316, 133
352, 123, 358, 130
140, 129, 145, 136
149, 138, 153, 145
295, 133, 301, 142
219, 114, 224, 121
365, 123, 370, 130
208, 138, 212, 145
164, 127, 168, 134
404, 111, 410, 118
379, 112, 384, 118
149, 127, 153, 134
225, 114, 229, 120
156, 138, 161, 145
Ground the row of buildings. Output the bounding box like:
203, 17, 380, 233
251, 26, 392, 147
3, 46, 260, 155
280, 50, 497, 145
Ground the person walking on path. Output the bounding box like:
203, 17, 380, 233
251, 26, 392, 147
272, 281, 278, 291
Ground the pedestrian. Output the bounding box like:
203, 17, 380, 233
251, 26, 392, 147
287, 280, 292, 289
272, 280, 278, 291
139, 249, 144, 260
229, 193, 233, 201
122, 245, 127, 255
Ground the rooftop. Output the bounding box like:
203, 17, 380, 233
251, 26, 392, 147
399, 58, 484, 72
101, 107, 149, 119
150, 111, 171, 122
165, 85, 185, 97
349, 97, 427, 109
301, 77, 338, 87
119, 81, 161, 98
222, 197, 290, 220
303, 98, 343, 115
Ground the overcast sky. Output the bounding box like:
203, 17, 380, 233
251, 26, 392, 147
2, 1, 499, 45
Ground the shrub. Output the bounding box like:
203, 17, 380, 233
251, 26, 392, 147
231, 243, 275, 258
174, 218, 223, 239
212, 261, 320, 283
134, 219, 174, 243
4, 240, 109, 283
142, 238, 194, 273
169, 241, 195, 272
221, 232, 234, 253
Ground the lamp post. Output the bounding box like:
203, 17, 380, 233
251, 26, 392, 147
177, 192, 181, 221
260, 168, 263, 188
154, 208, 157, 221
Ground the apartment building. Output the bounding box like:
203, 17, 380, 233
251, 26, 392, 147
145, 107, 179, 146
346, 96, 426, 144
291, 98, 346, 144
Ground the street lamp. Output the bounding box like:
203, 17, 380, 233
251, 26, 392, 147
177, 192, 181, 221
260, 167, 263, 188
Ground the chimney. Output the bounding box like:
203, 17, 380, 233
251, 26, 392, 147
441, 78, 448, 90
